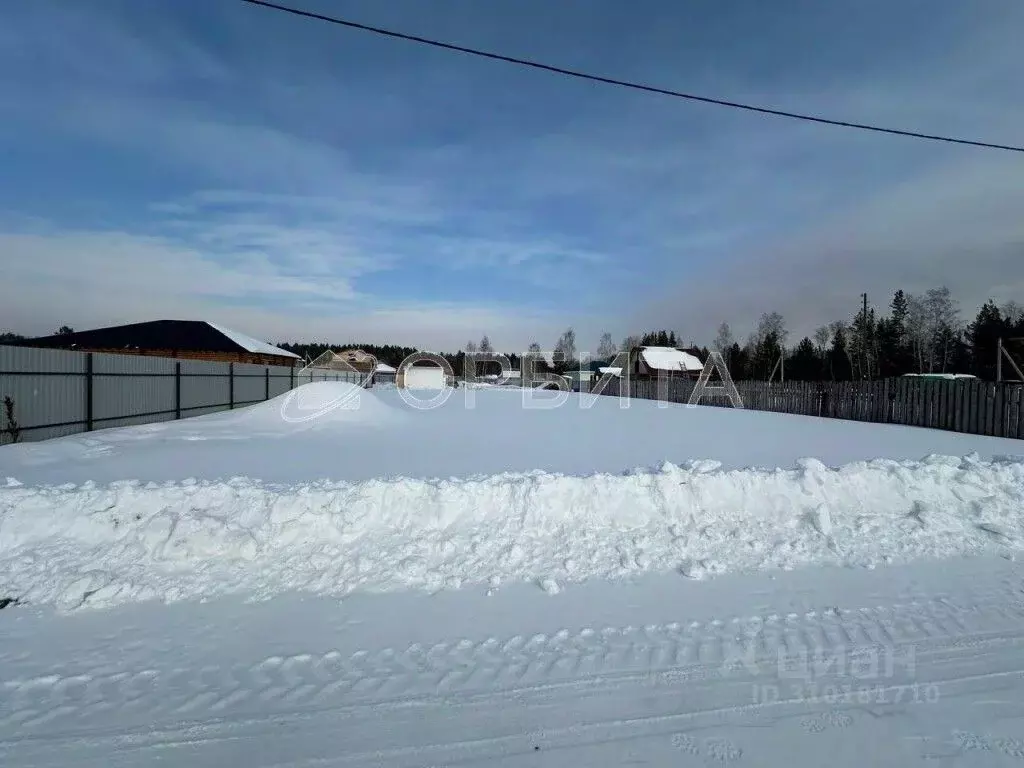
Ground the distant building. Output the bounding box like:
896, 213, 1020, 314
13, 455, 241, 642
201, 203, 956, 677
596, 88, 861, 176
374, 361, 397, 385
18, 320, 301, 367
396, 359, 448, 390
631, 346, 704, 380
306, 349, 377, 375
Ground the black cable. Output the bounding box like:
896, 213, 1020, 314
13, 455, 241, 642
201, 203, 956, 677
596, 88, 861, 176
239, 0, 1024, 154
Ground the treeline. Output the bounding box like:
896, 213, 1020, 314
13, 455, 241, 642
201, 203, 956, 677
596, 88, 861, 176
712, 289, 1024, 382
0, 327, 72, 343
10, 288, 1022, 385
277, 342, 420, 368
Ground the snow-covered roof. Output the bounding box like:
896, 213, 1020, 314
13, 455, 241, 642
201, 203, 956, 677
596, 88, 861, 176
598, 367, 622, 376
205, 321, 300, 359
902, 373, 976, 380
375, 362, 397, 374
639, 346, 703, 372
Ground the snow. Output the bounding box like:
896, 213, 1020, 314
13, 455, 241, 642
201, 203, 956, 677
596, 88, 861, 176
4, 380, 1024, 764
598, 366, 622, 376
3, 382, 1020, 487
374, 361, 396, 373
204, 320, 300, 358
639, 345, 703, 371
1, 382, 1023, 612
1, 452, 1023, 611
5, 555, 1024, 766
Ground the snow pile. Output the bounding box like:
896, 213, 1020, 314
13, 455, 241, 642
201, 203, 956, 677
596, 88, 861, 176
269, 381, 405, 428
2, 454, 1023, 611
192, 382, 407, 436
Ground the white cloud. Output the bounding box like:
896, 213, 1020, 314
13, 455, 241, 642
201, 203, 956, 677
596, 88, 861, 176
0, 222, 587, 352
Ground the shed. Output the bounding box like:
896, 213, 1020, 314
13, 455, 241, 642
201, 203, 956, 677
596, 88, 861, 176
18, 320, 301, 367
396, 359, 448, 390
632, 346, 704, 379
374, 361, 397, 385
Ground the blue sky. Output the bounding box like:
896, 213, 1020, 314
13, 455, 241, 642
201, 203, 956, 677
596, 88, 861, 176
1, 0, 1022, 353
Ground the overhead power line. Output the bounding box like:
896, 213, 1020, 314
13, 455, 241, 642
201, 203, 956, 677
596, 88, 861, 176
239, 0, 1024, 154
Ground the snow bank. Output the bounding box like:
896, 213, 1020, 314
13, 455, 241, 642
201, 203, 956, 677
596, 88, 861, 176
2, 454, 1023, 611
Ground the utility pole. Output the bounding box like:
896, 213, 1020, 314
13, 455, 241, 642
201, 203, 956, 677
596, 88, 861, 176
860, 293, 869, 379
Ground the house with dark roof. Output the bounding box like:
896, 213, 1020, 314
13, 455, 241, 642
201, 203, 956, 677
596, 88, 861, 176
19, 320, 301, 367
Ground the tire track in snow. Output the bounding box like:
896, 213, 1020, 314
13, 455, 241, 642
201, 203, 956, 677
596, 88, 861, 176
4, 589, 1024, 737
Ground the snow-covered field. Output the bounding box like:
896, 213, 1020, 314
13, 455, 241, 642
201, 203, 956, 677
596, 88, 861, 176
2, 382, 1024, 766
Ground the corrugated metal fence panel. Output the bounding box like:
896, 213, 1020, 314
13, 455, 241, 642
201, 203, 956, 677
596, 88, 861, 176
233, 362, 269, 405
295, 369, 363, 387
0, 344, 87, 373
1, 349, 313, 444
0, 345, 88, 444
92, 351, 176, 422
268, 365, 294, 398
180, 359, 231, 413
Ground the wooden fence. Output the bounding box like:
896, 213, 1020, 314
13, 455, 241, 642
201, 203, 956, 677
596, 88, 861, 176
599, 377, 1024, 440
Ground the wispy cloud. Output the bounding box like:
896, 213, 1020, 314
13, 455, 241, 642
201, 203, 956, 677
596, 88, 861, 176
1, 0, 1022, 352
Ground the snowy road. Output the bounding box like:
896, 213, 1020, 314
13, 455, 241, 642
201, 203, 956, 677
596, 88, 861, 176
4, 556, 1024, 766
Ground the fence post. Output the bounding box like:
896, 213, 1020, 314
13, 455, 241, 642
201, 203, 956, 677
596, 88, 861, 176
265, 367, 270, 400
175, 362, 181, 419
290, 365, 295, 390
229, 362, 234, 409
85, 352, 94, 431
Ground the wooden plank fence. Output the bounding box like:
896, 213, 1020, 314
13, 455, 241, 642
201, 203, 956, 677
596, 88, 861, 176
597, 377, 1024, 440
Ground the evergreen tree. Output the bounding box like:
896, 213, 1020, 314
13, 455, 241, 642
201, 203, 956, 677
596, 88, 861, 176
727, 342, 749, 379
828, 325, 853, 381
966, 301, 1007, 380
786, 337, 821, 381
